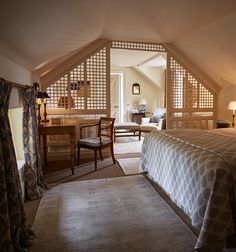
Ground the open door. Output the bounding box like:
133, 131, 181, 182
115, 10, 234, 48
110, 73, 124, 122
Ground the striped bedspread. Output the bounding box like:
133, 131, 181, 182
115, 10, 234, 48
140, 129, 236, 251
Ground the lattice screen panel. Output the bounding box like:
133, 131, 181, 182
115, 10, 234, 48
87, 47, 107, 110
70, 64, 85, 109
168, 57, 215, 129
199, 85, 214, 108
170, 61, 186, 109
112, 41, 166, 52
47, 74, 68, 109
46, 44, 109, 117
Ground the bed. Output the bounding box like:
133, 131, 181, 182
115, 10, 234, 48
140, 128, 236, 251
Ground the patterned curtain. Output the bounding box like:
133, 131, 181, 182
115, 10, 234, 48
0, 78, 34, 251
23, 87, 47, 200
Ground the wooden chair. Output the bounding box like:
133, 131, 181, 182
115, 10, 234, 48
77, 117, 116, 170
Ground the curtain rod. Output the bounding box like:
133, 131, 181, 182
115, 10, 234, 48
1, 77, 35, 89
11, 81, 31, 89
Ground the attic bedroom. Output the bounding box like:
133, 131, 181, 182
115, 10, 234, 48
1, 1, 236, 252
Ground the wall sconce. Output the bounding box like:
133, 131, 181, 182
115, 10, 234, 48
36, 91, 44, 125
41, 92, 50, 123
132, 83, 140, 95
227, 100, 236, 127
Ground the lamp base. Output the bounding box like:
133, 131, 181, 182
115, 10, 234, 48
41, 119, 49, 123
139, 104, 146, 113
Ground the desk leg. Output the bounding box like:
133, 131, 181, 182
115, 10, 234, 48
70, 131, 75, 175
42, 135, 48, 165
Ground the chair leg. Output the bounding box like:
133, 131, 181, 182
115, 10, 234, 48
77, 146, 80, 165
94, 150, 97, 170
138, 129, 141, 141
114, 130, 116, 142
110, 145, 116, 164
99, 149, 103, 161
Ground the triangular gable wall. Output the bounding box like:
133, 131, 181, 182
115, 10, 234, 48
40, 40, 219, 129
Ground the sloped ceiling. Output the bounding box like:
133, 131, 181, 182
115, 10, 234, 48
1, 0, 236, 88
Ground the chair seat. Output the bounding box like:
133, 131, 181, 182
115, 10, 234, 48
79, 137, 112, 147
140, 124, 160, 132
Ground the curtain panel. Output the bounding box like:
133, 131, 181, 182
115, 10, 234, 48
23, 87, 46, 200
0, 78, 33, 251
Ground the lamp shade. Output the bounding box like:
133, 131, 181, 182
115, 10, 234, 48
139, 98, 147, 105
227, 101, 236, 110
36, 91, 44, 98
42, 92, 50, 98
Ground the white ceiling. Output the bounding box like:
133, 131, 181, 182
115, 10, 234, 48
111, 49, 166, 68
1, 0, 236, 87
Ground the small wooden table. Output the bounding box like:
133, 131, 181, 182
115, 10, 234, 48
131, 112, 145, 124
38, 124, 76, 175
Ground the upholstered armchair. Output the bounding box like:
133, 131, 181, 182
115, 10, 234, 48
140, 108, 166, 132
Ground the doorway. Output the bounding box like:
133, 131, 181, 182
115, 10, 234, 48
110, 72, 124, 122
110, 48, 167, 123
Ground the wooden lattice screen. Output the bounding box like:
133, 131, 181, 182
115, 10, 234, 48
44, 40, 217, 129
167, 56, 216, 129
112, 41, 166, 52
46, 45, 110, 119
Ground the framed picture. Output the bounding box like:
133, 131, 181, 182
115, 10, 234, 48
132, 83, 140, 95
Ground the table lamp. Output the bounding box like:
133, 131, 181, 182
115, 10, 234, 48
139, 98, 147, 113
227, 100, 236, 127
41, 92, 50, 122
36, 91, 44, 125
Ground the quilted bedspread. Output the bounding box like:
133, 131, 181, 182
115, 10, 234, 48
140, 129, 236, 251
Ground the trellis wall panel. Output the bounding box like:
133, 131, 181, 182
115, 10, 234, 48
42, 40, 218, 129
166, 55, 216, 129
45, 43, 110, 119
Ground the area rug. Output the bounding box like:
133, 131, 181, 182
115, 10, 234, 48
114, 137, 143, 154
30, 175, 197, 252
116, 157, 141, 175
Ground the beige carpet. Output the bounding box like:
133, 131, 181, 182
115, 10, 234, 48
44, 157, 123, 186
114, 137, 143, 154
117, 157, 141, 175
30, 175, 197, 252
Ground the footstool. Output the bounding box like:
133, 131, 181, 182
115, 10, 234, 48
113, 122, 141, 141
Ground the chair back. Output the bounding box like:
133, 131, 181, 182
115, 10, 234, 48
98, 117, 115, 142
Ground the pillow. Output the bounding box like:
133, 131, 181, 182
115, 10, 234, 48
150, 108, 166, 123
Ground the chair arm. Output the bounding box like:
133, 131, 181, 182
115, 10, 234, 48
158, 118, 166, 130
141, 117, 151, 125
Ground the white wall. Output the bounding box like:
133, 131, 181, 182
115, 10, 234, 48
0, 53, 33, 108
0, 53, 32, 85
218, 81, 236, 124
136, 66, 165, 89
112, 66, 164, 121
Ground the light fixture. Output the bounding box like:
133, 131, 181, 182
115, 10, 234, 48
41, 92, 50, 123
36, 91, 44, 125
139, 98, 147, 113
227, 100, 236, 127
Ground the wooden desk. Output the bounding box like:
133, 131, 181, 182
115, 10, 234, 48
131, 112, 145, 124
38, 124, 76, 175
